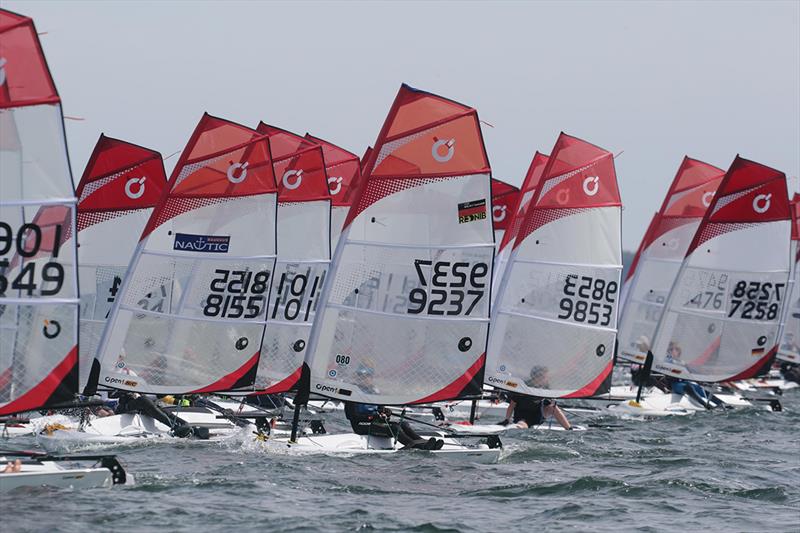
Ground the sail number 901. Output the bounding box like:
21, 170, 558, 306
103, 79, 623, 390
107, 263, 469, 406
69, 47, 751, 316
557, 275, 617, 326
407, 260, 487, 316
0, 222, 66, 297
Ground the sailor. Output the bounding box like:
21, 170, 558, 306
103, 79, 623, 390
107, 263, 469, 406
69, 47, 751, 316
670, 379, 725, 409
780, 362, 800, 384
343, 363, 444, 450
500, 366, 572, 430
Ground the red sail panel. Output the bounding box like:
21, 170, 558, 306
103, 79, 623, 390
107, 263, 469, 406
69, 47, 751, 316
490, 178, 519, 233
497, 151, 549, 254
0, 9, 59, 108
305, 134, 362, 207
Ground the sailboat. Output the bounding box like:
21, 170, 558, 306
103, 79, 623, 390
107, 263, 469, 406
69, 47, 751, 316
266, 84, 502, 461
75, 135, 168, 394
490, 178, 519, 251
462, 134, 621, 434
38, 114, 280, 450
777, 194, 800, 364
0, 7, 128, 488
644, 156, 790, 396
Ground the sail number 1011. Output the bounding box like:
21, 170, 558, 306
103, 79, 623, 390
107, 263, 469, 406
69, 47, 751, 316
407, 260, 488, 316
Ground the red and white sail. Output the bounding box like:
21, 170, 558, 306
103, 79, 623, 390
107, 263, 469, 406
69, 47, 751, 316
305, 134, 362, 251
247, 123, 331, 394
75, 135, 167, 393
777, 194, 800, 363
492, 152, 548, 299
617, 157, 725, 363
619, 211, 659, 311
95, 114, 278, 394
650, 156, 790, 382
0, 9, 80, 415
486, 133, 622, 398
304, 84, 494, 405
490, 178, 519, 250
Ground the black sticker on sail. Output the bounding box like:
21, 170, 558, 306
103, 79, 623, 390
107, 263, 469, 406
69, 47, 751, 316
173, 233, 230, 253
457, 199, 487, 224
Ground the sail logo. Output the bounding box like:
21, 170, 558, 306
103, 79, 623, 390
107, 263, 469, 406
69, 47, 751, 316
702, 191, 714, 207
125, 177, 146, 199
458, 199, 487, 224
753, 193, 771, 214
493, 205, 507, 222
328, 176, 343, 195
0, 58, 7, 86
227, 162, 248, 183
282, 169, 303, 190
173, 233, 230, 253
582, 176, 600, 196
42, 319, 61, 339
432, 138, 455, 163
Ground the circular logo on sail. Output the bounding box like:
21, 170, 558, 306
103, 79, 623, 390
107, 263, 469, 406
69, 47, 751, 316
493, 205, 507, 222
432, 138, 455, 163
235, 337, 249, 351
556, 188, 570, 205
42, 319, 61, 339
125, 176, 146, 199
328, 369, 337, 378
666, 238, 679, 250
0, 58, 7, 86
596, 344, 606, 357
702, 191, 714, 207
282, 169, 303, 190
227, 162, 249, 183
583, 176, 600, 196
753, 193, 771, 214
293, 339, 306, 352
328, 176, 343, 195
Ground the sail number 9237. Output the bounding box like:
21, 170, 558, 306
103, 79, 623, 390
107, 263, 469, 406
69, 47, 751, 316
407, 260, 488, 316
557, 275, 617, 326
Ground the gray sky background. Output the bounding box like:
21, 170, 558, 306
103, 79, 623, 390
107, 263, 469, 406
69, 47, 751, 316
9, 0, 799, 250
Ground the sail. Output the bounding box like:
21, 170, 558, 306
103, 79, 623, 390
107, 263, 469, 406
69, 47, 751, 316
305, 134, 361, 250
650, 156, 791, 382
95, 114, 278, 394
490, 178, 519, 250
75, 135, 167, 393
492, 152, 548, 299
248, 123, 331, 394
619, 211, 659, 311
486, 133, 622, 398
304, 84, 494, 405
617, 157, 725, 363
0, 9, 79, 415
777, 194, 800, 363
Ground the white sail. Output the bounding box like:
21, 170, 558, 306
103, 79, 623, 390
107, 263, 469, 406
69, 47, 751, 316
650, 156, 791, 382
0, 9, 79, 415
486, 133, 621, 398
74, 136, 167, 393
617, 157, 725, 363
95, 114, 278, 395
248, 124, 331, 394
303, 84, 494, 406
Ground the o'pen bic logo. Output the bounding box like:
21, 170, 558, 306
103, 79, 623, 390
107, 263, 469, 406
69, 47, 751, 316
753, 193, 771, 214
282, 169, 303, 190
42, 319, 61, 339
0, 57, 7, 86
328, 176, 343, 195
173, 233, 231, 253
583, 176, 600, 196
125, 176, 146, 199
493, 204, 507, 222
227, 162, 248, 184
432, 138, 455, 163
702, 191, 714, 207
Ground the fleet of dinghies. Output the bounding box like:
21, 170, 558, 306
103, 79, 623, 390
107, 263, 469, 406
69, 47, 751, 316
1, 7, 799, 491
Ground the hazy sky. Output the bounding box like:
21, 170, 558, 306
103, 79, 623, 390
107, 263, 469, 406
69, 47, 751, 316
8, 0, 799, 249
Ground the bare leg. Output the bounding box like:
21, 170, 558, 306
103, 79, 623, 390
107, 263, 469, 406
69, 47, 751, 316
515, 420, 529, 429
543, 405, 571, 430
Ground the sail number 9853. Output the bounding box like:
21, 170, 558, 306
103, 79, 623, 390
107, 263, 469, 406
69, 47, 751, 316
407, 260, 488, 316
557, 275, 617, 326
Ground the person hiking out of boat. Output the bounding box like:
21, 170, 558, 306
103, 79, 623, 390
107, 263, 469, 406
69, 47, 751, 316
343, 363, 444, 450
112, 391, 195, 437
669, 379, 725, 409
500, 366, 571, 429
